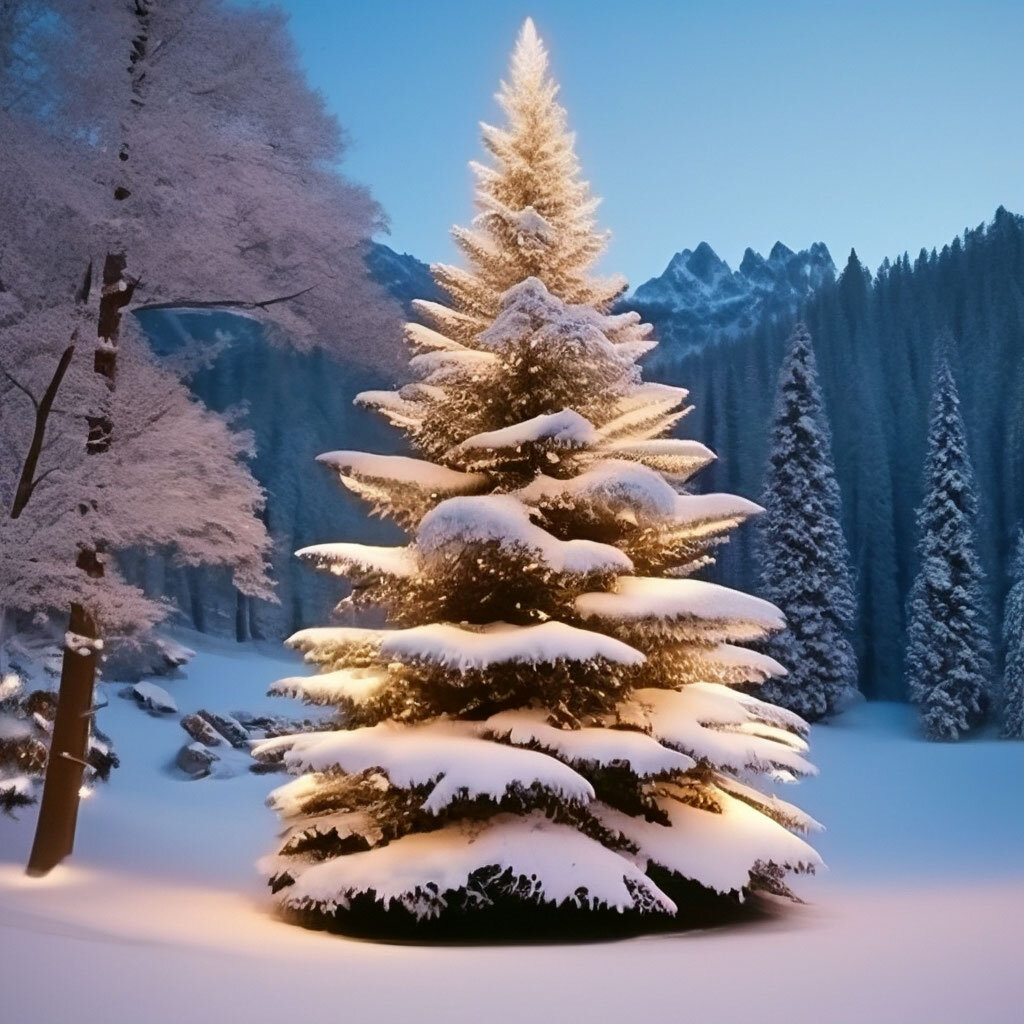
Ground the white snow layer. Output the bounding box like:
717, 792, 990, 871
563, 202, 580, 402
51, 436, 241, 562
484, 709, 696, 777
253, 720, 595, 814
268, 667, 391, 706
416, 494, 632, 574
378, 621, 646, 671
453, 409, 597, 452
518, 460, 761, 527
316, 450, 486, 494
597, 786, 823, 894
287, 621, 645, 671
296, 542, 417, 578
576, 576, 785, 632
277, 811, 677, 917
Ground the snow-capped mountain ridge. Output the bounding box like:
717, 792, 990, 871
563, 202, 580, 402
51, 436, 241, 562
629, 240, 835, 360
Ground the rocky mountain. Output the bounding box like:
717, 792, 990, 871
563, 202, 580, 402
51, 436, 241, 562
628, 240, 836, 362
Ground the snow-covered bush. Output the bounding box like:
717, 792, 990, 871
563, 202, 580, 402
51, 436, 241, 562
258, 20, 820, 937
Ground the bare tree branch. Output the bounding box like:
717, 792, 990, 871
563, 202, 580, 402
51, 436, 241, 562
10, 340, 76, 519
131, 284, 316, 314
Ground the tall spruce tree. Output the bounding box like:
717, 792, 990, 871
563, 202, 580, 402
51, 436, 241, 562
1000, 530, 1024, 739
758, 325, 857, 720
905, 353, 992, 739
255, 20, 820, 937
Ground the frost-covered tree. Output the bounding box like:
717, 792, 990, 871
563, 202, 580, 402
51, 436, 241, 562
905, 353, 992, 740
1, 0, 397, 872
757, 325, 857, 719
256, 21, 820, 938
1000, 530, 1024, 739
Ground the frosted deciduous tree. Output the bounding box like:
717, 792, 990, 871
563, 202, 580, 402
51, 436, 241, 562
256, 21, 820, 938
757, 325, 857, 719
905, 353, 992, 740
1000, 530, 1024, 739
1, 0, 397, 872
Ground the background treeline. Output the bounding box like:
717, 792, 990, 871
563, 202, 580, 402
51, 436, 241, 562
654, 207, 1024, 700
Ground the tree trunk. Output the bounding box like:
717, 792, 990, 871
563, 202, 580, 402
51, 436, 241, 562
26, 255, 136, 876
26, 0, 152, 876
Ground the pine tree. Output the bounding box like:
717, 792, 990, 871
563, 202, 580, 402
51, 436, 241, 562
257, 20, 820, 938
905, 353, 992, 740
757, 325, 857, 719
1000, 530, 1024, 739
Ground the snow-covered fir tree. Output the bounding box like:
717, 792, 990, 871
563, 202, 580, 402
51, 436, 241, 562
905, 352, 992, 740
1000, 530, 1024, 739
757, 325, 857, 720
257, 20, 820, 936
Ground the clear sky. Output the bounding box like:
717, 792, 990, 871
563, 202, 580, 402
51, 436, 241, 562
276, 0, 1024, 287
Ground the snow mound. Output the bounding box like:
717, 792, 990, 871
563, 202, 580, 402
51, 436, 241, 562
484, 709, 696, 777
277, 811, 677, 918
126, 681, 178, 714
254, 720, 595, 814
417, 495, 632, 574
596, 785, 823, 895
576, 577, 785, 634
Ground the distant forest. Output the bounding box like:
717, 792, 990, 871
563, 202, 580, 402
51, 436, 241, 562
656, 208, 1024, 700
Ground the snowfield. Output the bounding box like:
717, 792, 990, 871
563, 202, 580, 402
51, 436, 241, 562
1, 633, 1022, 1023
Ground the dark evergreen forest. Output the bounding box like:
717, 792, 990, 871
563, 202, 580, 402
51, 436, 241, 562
654, 208, 1024, 700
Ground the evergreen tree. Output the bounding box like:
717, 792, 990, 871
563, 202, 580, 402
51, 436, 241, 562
256, 20, 820, 938
905, 353, 992, 739
1000, 530, 1024, 739
758, 325, 857, 719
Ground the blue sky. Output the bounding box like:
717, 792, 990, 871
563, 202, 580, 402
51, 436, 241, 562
278, 0, 1024, 286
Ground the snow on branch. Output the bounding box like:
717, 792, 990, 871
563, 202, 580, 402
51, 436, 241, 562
617, 687, 815, 777
276, 811, 677, 919
576, 577, 785, 636
417, 494, 632, 575
296, 542, 416, 579
269, 667, 392, 707
596, 785, 822, 896
450, 409, 597, 456
253, 720, 596, 814
484, 709, 696, 777
287, 621, 646, 671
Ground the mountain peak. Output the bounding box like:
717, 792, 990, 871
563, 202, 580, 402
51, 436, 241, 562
629, 240, 836, 360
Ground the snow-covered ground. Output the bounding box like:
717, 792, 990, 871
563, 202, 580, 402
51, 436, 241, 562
1, 633, 1021, 1023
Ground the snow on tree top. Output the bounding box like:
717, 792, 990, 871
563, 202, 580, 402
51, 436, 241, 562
316, 451, 487, 494
416, 494, 632, 574
484, 708, 696, 777
253, 720, 596, 814
576, 577, 785, 631
276, 810, 677, 918
476, 278, 629, 361
453, 409, 597, 453
296, 542, 416, 578
596, 785, 822, 896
